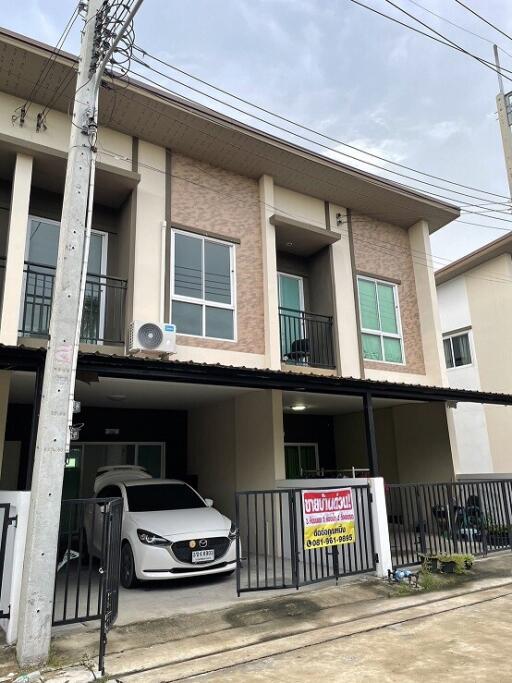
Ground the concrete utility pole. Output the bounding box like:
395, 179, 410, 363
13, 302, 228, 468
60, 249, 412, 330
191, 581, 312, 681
494, 45, 512, 199
16, 0, 143, 666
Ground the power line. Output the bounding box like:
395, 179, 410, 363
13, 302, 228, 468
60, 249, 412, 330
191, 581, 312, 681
453, 0, 512, 44
405, 0, 512, 57
13, 3, 80, 126
382, 0, 512, 81
126, 63, 512, 219
97, 144, 512, 288
133, 44, 511, 203
348, 0, 512, 82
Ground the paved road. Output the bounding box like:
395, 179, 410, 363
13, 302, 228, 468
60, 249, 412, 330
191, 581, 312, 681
197, 592, 512, 683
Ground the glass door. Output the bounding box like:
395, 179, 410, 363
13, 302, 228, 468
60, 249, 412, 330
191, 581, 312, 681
278, 273, 305, 362
24, 217, 107, 341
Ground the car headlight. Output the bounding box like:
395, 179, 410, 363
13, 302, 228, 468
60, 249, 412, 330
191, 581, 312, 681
137, 529, 170, 546
228, 522, 237, 540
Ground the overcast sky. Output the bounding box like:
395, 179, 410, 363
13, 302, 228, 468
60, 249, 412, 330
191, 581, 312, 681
3, 0, 512, 267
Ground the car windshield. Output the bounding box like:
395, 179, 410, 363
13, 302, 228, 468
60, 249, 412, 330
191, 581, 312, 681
126, 483, 206, 512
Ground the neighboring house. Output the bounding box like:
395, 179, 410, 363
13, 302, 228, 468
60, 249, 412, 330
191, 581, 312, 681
0, 26, 507, 523
436, 232, 512, 477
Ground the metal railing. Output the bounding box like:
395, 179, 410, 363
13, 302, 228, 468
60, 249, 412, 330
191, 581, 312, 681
20, 261, 127, 345
53, 497, 123, 674
279, 307, 335, 369
235, 485, 375, 594
386, 480, 512, 568
300, 467, 370, 479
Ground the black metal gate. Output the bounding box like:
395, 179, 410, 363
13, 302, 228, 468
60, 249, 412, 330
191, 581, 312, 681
386, 480, 512, 568
52, 497, 123, 673
235, 485, 376, 594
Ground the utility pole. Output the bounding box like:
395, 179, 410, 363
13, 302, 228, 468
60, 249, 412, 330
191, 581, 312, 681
494, 45, 512, 200
16, 0, 143, 667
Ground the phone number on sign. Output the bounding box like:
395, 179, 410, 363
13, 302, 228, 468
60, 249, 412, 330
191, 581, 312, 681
305, 531, 354, 549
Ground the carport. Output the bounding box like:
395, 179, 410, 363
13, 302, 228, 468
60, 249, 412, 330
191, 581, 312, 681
1, 344, 512, 634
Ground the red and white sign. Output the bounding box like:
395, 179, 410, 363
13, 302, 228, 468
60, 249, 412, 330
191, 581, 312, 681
302, 488, 356, 550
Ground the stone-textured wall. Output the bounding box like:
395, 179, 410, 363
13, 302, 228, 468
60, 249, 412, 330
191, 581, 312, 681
170, 153, 265, 354
351, 213, 425, 375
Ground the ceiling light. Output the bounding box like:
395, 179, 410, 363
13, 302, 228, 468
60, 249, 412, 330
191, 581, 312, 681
107, 394, 127, 402
291, 404, 307, 412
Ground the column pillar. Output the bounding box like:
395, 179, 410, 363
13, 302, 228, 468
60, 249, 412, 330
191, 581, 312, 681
369, 477, 393, 577
329, 205, 362, 377
363, 392, 379, 477
259, 175, 281, 370
0, 154, 33, 346
409, 220, 447, 386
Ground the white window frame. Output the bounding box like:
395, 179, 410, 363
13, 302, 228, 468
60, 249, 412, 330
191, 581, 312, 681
443, 331, 472, 369
284, 442, 319, 477
170, 228, 237, 342
357, 275, 405, 366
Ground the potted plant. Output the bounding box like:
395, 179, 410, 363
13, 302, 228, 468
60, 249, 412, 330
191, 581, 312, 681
419, 553, 439, 573
486, 524, 510, 548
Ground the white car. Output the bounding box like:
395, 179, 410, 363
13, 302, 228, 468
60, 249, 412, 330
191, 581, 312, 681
86, 466, 237, 588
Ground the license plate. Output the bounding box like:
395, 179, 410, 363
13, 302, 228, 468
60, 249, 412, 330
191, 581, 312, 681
192, 549, 215, 563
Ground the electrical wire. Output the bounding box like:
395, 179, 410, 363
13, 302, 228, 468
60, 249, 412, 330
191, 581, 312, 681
405, 0, 512, 58
381, 0, 512, 81
13, 3, 80, 125
453, 0, 512, 44
126, 64, 512, 219
96, 143, 512, 288
348, 0, 512, 82
132, 45, 511, 203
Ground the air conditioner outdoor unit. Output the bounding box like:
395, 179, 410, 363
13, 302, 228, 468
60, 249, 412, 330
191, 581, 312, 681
128, 321, 177, 355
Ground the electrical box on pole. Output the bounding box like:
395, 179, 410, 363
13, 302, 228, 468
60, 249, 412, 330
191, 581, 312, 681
16, 0, 144, 667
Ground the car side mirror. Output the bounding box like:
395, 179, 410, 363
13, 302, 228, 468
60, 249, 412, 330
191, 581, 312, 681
204, 498, 214, 508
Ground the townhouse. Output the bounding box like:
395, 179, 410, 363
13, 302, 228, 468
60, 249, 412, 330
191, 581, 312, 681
436, 232, 512, 477
0, 26, 508, 520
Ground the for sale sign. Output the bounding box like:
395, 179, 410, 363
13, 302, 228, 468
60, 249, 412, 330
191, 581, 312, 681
302, 488, 356, 550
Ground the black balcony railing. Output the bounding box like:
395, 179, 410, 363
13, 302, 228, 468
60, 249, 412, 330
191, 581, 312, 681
279, 306, 335, 369
20, 261, 127, 345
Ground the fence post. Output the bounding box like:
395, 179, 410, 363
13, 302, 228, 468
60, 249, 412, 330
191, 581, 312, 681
500, 480, 512, 552
368, 478, 392, 577
289, 491, 300, 590
415, 485, 427, 557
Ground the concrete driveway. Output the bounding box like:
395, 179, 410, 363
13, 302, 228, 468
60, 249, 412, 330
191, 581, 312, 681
199, 589, 512, 683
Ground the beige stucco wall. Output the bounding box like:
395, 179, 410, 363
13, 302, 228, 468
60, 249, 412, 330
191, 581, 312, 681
351, 213, 425, 377
187, 399, 237, 518
392, 403, 455, 483
274, 186, 326, 228
187, 389, 285, 519
0, 92, 132, 174
464, 254, 512, 473
334, 407, 399, 482
334, 402, 454, 483
170, 153, 265, 355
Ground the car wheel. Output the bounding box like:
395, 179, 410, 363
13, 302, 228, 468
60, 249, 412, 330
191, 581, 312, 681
120, 542, 138, 589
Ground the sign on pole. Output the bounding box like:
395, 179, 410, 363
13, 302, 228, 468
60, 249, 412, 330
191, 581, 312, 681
302, 488, 356, 550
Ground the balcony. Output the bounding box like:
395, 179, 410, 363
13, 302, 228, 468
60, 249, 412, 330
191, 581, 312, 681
279, 307, 335, 369
19, 261, 127, 345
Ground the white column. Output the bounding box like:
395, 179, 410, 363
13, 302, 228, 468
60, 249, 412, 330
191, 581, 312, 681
132, 141, 166, 322
329, 205, 361, 378
0, 154, 33, 346
409, 220, 447, 387
259, 175, 281, 370
369, 477, 393, 577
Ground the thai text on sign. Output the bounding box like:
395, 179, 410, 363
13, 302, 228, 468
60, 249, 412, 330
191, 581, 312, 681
302, 488, 356, 550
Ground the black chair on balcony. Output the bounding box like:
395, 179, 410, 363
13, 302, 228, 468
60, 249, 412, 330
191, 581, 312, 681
285, 337, 310, 364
